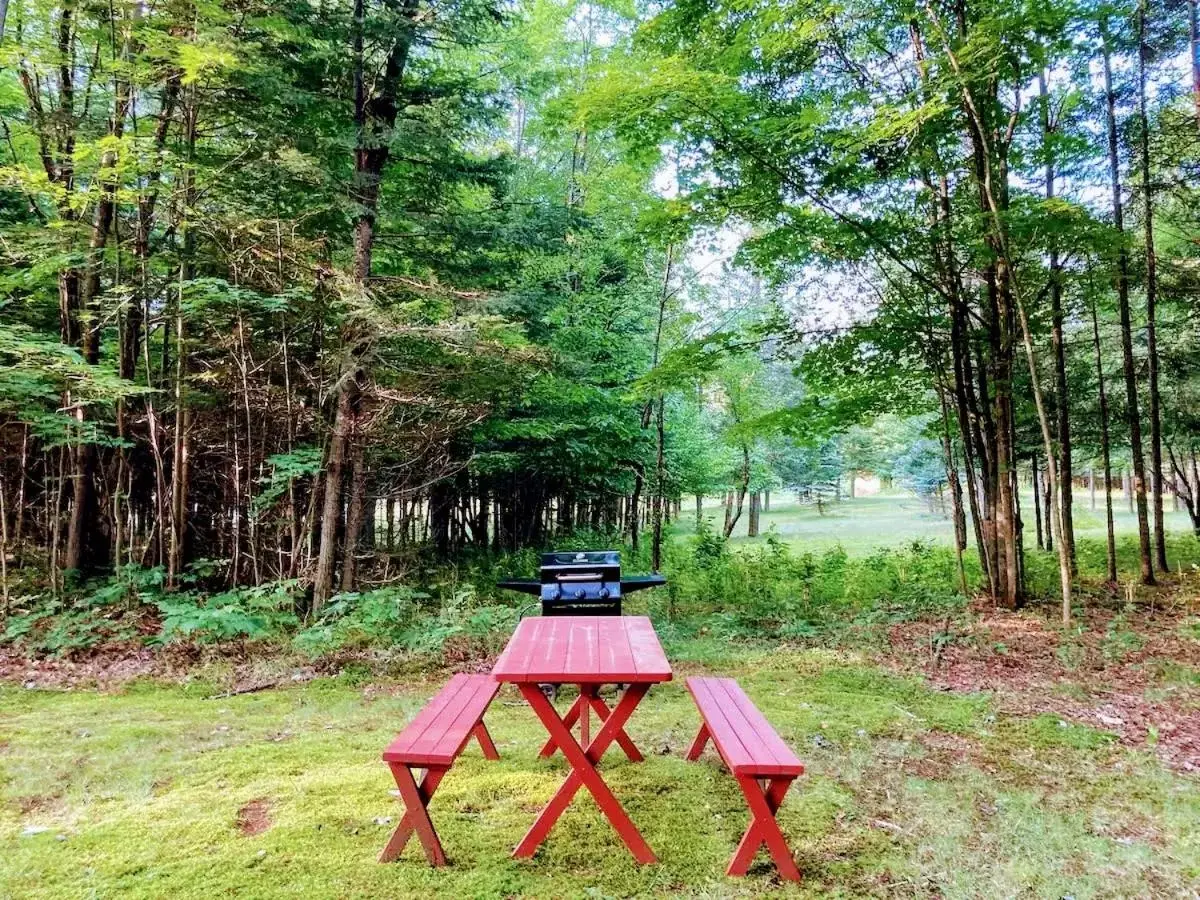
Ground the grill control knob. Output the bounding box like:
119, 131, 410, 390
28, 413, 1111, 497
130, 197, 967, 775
599, 588, 610, 599
574, 589, 586, 600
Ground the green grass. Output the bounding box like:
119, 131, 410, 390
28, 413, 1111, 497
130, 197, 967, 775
683, 491, 1198, 559
4, 648, 1199, 898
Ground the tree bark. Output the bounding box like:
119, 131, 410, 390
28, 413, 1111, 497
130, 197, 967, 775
940, 389, 969, 595
340, 440, 366, 591
1090, 296, 1119, 584
1101, 20, 1155, 585
1041, 72, 1075, 574
1033, 456, 1045, 552
1136, 3, 1169, 574
312, 386, 352, 612
723, 446, 750, 538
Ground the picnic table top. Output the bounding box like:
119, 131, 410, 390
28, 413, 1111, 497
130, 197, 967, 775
492, 615, 672, 684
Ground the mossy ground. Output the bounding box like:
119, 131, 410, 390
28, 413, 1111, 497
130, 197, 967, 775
2, 648, 1198, 899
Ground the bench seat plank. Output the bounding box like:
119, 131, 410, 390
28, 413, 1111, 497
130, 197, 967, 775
686, 676, 804, 777
383, 674, 500, 767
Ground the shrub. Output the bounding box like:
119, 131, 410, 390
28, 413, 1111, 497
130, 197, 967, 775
154, 580, 300, 644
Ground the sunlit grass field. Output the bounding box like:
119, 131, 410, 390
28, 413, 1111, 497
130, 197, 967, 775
4, 647, 1199, 898
681, 491, 1197, 557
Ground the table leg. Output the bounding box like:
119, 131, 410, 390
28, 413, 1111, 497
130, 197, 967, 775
586, 690, 643, 762
539, 687, 642, 761
579, 685, 591, 747
537, 691, 584, 758
514, 682, 656, 864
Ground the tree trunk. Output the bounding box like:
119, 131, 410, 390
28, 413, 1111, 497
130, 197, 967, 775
1168, 447, 1200, 537
1033, 456, 1045, 552
629, 468, 643, 552
1041, 72, 1076, 574
651, 396, 666, 571
939, 390, 969, 595
340, 440, 366, 591
166, 86, 198, 588
1090, 297, 1119, 584
312, 387, 352, 612
1102, 20, 1155, 585
1137, 3, 1169, 574
747, 492, 760, 538
723, 446, 750, 539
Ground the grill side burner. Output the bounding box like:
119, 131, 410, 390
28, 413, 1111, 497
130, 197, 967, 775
497, 550, 666, 616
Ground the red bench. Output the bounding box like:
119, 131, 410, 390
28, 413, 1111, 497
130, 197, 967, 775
685, 676, 805, 881
378, 673, 501, 865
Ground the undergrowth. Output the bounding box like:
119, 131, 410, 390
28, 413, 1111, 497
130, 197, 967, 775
2, 524, 1198, 665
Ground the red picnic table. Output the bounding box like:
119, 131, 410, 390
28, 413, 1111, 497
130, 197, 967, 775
492, 615, 672, 864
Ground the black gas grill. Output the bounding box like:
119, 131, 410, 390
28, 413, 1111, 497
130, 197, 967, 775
498, 550, 666, 616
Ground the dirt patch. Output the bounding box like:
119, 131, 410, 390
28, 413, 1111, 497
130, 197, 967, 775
884, 600, 1200, 773
0, 645, 165, 689
236, 798, 273, 837
15, 793, 59, 815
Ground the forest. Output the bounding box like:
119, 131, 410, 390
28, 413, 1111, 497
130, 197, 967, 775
2, 0, 1200, 895
3, 0, 1200, 624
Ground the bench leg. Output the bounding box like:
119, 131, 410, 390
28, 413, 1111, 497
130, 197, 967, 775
473, 721, 500, 760
686, 723, 711, 761
379, 763, 448, 866
727, 775, 799, 881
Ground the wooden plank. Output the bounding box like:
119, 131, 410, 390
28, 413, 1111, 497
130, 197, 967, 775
495, 616, 671, 683
402, 676, 481, 764
436, 678, 501, 762
548, 618, 572, 678
383, 674, 472, 762
384, 675, 499, 766
493, 617, 540, 681
718, 679, 803, 776
408, 676, 499, 765
524, 617, 557, 682
490, 624, 518, 676
687, 677, 803, 777
624, 617, 672, 680
687, 677, 756, 774
722, 689, 788, 776
565, 619, 594, 682
601, 617, 636, 680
